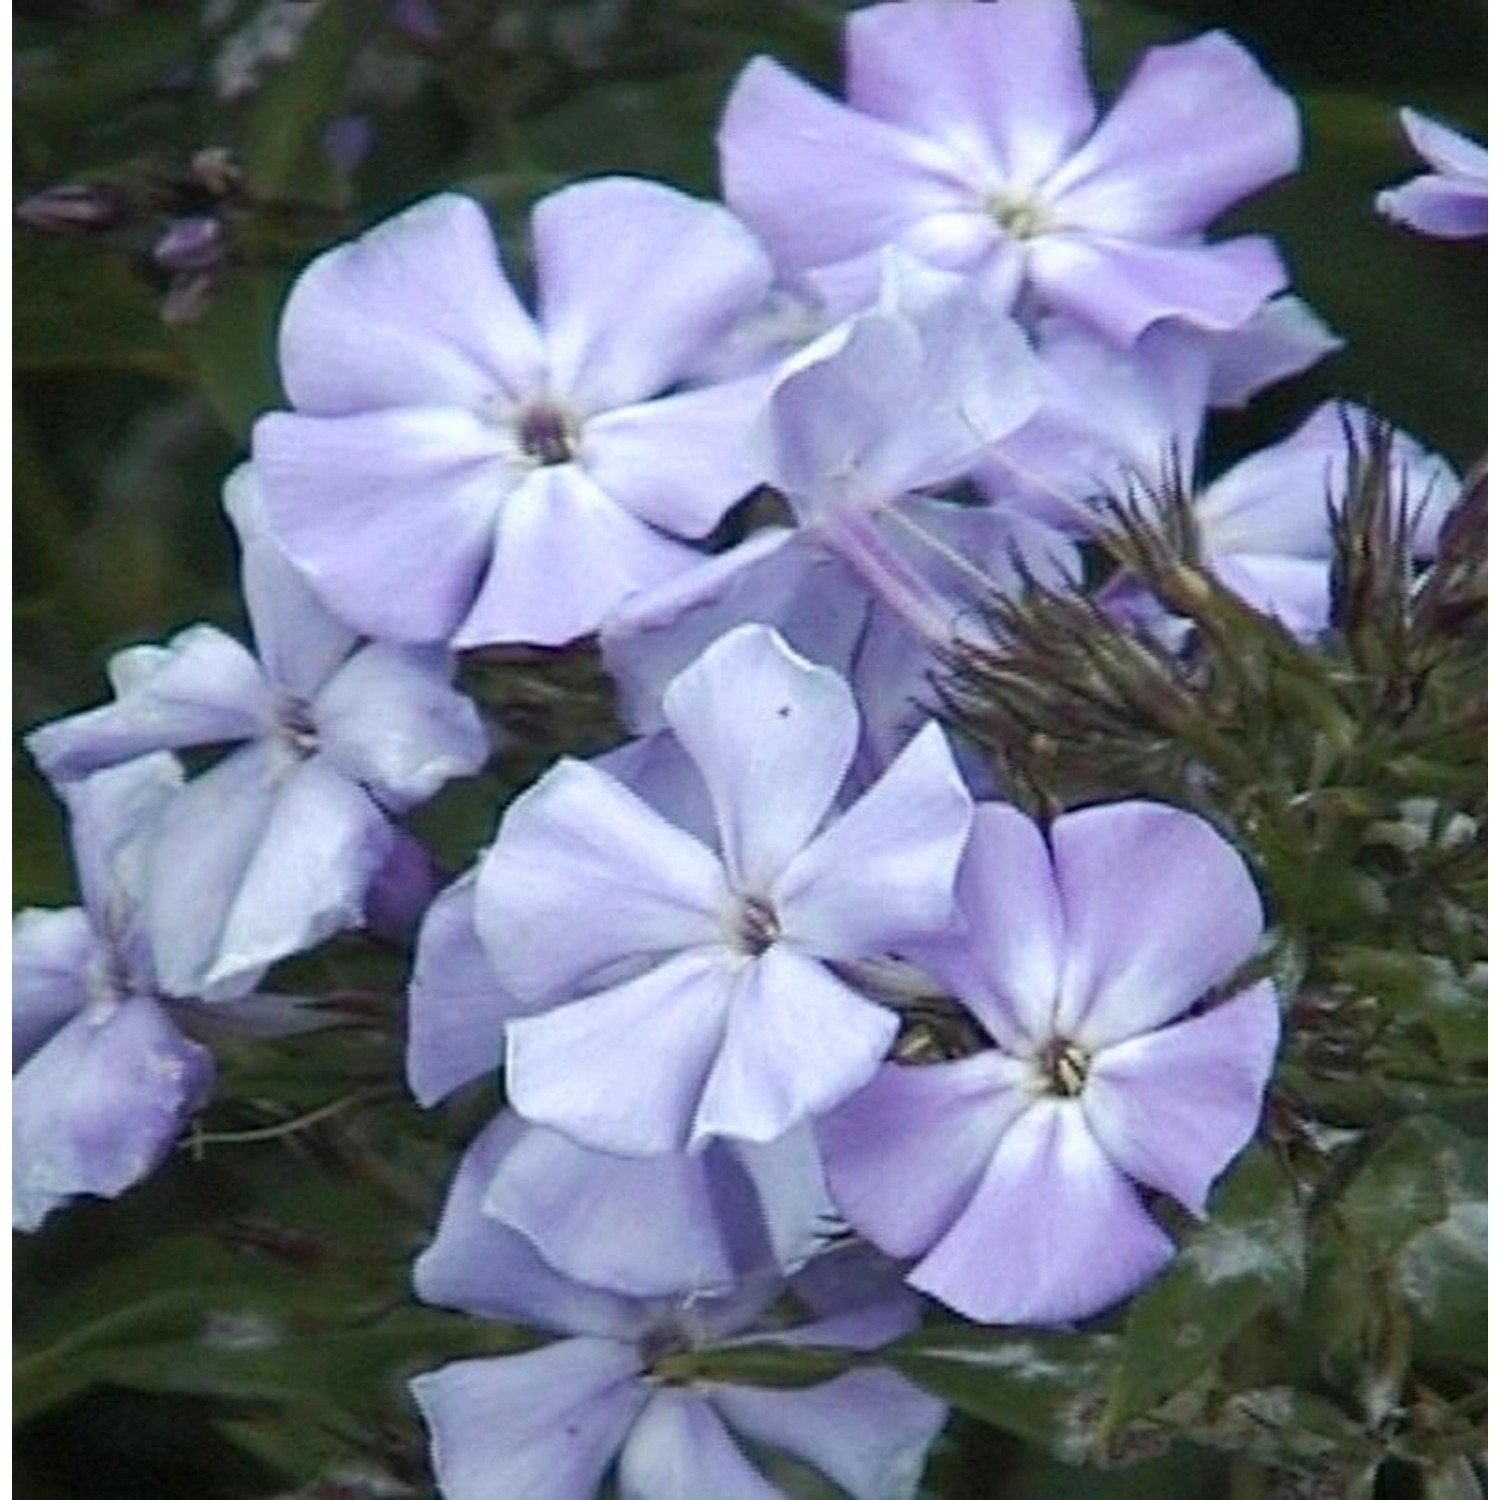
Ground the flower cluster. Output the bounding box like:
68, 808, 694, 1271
18, 2, 1480, 1496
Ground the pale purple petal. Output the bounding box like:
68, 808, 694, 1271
534, 178, 773, 413
1209, 552, 1333, 637
475, 757, 724, 1006
1084, 981, 1280, 1214
412, 1344, 646, 1500
1376, 175, 1488, 239
254, 406, 512, 644
12, 909, 98, 1062
911, 1099, 1175, 1323
908, 802, 1067, 1051
693, 947, 897, 1147
278, 193, 545, 415
661, 624, 858, 892
312, 643, 487, 808
505, 951, 734, 1155
1050, 801, 1264, 1048
845, 0, 1094, 186
583, 374, 769, 537
60, 752, 184, 935
144, 748, 392, 998
1202, 295, 1343, 408
407, 872, 520, 1107
775, 722, 972, 958
482, 1113, 748, 1297
713, 1368, 946, 1500
1048, 33, 1299, 237
732, 1125, 839, 1279
28, 627, 272, 783
618, 1389, 781, 1500
1029, 232, 1288, 344
223, 465, 359, 701
363, 829, 445, 942
818, 1051, 1028, 1259
414, 1113, 646, 1337
719, 57, 973, 274
1400, 108, 1488, 180
13, 996, 212, 1232
455, 464, 702, 649
592, 734, 718, 848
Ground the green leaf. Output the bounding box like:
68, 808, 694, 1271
1103, 1149, 1303, 1432
1398, 1132, 1485, 1366
1328, 948, 1486, 1066
172, 269, 285, 442
891, 1326, 1120, 1462
683, 1341, 855, 1390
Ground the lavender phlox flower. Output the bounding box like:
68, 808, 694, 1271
13, 757, 213, 1231
603, 253, 1072, 773
719, 0, 1299, 343
819, 801, 1281, 1324
475, 623, 974, 1154
253, 180, 775, 648
405, 870, 838, 1298
26, 467, 487, 999
1376, 108, 1487, 239
411, 1117, 947, 1499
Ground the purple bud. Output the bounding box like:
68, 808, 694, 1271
159, 271, 219, 327
152, 215, 225, 274
16, 183, 128, 234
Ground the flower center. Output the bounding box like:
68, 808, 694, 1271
276, 696, 319, 756
1036, 1036, 1091, 1097
733, 894, 781, 957
517, 402, 578, 465
984, 190, 1051, 240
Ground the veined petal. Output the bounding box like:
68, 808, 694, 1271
583, 374, 770, 538
1028, 232, 1288, 345
1051, 801, 1264, 1048
13, 996, 212, 1232
1048, 32, 1299, 237
414, 1113, 646, 1338
846, 0, 1094, 187
818, 1052, 1029, 1259
534, 177, 773, 413
506, 951, 734, 1156
253, 407, 512, 644
719, 57, 973, 273
713, 1367, 946, 1500
619, 1390, 780, 1500
28, 626, 271, 784
1084, 981, 1280, 1214
911, 1099, 1175, 1324
775, 721, 972, 959
406, 872, 519, 1107
413, 1344, 647, 1500
278, 193, 546, 415
662, 624, 859, 892
693, 947, 896, 1147
455, 465, 701, 649
475, 757, 725, 1005
312, 643, 487, 808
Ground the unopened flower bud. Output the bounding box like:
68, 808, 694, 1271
152, 215, 226, 274
16, 183, 128, 235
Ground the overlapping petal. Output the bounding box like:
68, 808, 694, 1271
618, 1390, 781, 1500
476, 758, 725, 1005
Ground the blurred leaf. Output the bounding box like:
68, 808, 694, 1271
1328, 949, 1486, 1066
892, 1327, 1120, 1462
237, 0, 357, 207
173, 270, 285, 443
1397, 1133, 1485, 1366
14, 236, 182, 379
1103, 1150, 1304, 1432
